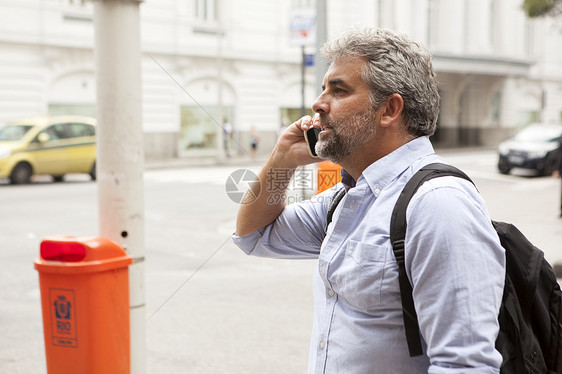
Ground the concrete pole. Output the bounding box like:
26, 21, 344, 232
216, 0, 226, 162
315, 0, 328, 97
300, 45, 307, 197
301, 45, 306, 117
306, 0, 328, 196
93, 1, 145, 373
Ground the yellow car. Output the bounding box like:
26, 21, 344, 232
0, 115, 96, 184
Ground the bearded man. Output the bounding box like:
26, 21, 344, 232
233, 28, 505, 374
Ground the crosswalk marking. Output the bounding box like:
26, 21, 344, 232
144, 166, 261, 186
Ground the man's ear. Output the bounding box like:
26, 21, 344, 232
379, 93, 404, 128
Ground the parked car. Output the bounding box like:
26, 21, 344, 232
498, 123, 562, 176
0, 115, 96, 184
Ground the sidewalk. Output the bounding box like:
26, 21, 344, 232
144, 154, 267, 170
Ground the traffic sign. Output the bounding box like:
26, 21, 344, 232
289, 8, 316, 46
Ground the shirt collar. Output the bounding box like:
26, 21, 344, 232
341, 136, 435, 195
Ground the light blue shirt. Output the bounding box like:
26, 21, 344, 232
233, 136, 505, 373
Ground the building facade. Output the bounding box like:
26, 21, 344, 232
0, 0, 561, 160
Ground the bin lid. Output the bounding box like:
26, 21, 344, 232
34, 236, 132, 274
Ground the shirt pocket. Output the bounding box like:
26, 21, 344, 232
330, 240, 389, 311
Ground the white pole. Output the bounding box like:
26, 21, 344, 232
93, 1, 145, 373
216, 0, 226, 162
315, 0, 328, 97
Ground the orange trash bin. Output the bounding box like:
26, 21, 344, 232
34, 236, 132, 374
317, 160, 343, 193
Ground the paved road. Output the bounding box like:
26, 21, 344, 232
0, 149, 560, 373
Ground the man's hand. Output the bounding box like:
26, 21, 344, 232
235, 115, 322, 236
272, 115, 322, 169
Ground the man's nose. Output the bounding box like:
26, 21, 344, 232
312, 94, 329, 114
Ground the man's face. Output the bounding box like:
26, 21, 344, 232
312, 56, 379, 163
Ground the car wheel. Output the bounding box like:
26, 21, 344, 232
52, 176, 64, 182
89, 161, 96, 181
498, 163, 512, 175
540, 156, 558, 176
10, 162, 33, 184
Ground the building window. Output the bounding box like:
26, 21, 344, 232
291, 0, 314, 7
49, 104, 96, 118
60, 0, 93, 22
280, 107, 313, 128
427, 0, 439, 48
524, 19, 534, 57
517, 110, 539, 127
195, 0, 218, 22
62, 0, 87, 6
179, 105, 233, 152
489, 0, 498, 51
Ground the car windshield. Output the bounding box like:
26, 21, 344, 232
514, 125, 562, 142
0, 124, 34, 141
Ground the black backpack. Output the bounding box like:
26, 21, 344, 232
326, 162, 562, 373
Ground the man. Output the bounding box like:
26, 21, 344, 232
233, 28, 505, 373
223, 118, 233, 157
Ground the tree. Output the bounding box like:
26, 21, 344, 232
523, 0, 562, 18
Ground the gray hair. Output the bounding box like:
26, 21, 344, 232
322, 28, 440, 137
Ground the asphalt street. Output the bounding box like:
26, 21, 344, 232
0, 148, 561, 373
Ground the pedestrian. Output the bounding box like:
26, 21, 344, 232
277, 119, 289, 139
233, 28, 505, 373
553, 135, 562, 217
250, 125, 260, 159
223, 118, 232, 157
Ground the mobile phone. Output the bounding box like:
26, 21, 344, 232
305, 127, 322, 157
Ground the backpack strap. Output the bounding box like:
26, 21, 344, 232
390, 162, 474, 357
326, 187, 347, 231
323, 163, 476, 357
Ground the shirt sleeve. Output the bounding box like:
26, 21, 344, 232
232, 189, 334, 260
404, 177, 505, 373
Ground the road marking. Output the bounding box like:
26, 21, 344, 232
144, 166, 261, 186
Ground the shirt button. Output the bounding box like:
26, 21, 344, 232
327, 289, 335, 297
374, 187, 381, 195
319, 341, 326, 349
